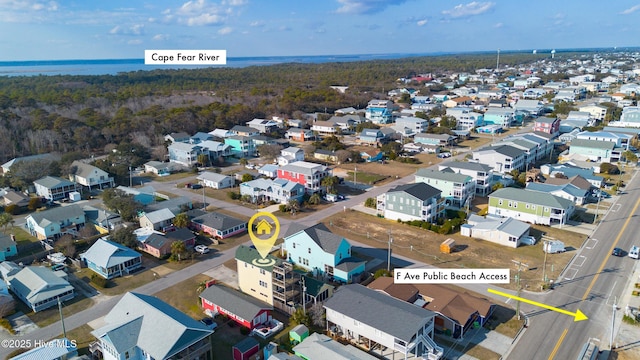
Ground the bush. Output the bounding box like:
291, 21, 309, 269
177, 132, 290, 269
364, 197, 376, 208
0, 318, 15, 335
373, 269, 391, 279
279, 204, 288, 213
91, 273, 108, 288
227, 192, 240, 200
4, 204, 18, 215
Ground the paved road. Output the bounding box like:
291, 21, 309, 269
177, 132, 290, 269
507, 168, 640, 360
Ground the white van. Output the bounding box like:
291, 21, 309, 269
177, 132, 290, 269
629, 245, 639, 259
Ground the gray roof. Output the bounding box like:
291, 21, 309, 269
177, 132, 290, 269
197, 171, 231, 183
570, 138, 615, 150
526, 182, 588, 199
490, 144, 525, 158
536, 116, 557, 124
82, 239, 141, 269
199, 285, 272, 321
191, 212, 246, 231
33, 176, 77, 189
1, 153, 60, 172
415, 168, 472, 183
142, 208, 175, 224
7, 266, 74, 304
439, 161, 492, 172
92, 292, 212, 360
27, 204, 85, 228
231, 125, 260, 133
0, 233, 15, 249
490, 188, 574, 209
71, 161, 108, 178
467, 215, 530, 237
285, 223, 347, 254
497, 217, 530, 237
324, 284, 435, 341
335, 257, 365, 272
387, 183, 441, 201
146, 196, 192, 214
293, 333, 378, 360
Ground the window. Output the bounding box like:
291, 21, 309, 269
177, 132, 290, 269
498, 200, 503, 205
526, 204, 529, 209
513, 202, 518, 208
292, 243, 296, 249
260, 269, 265, 275
508, 201, 512, 207
308, 248, 311, 254
544, 207, 549, 212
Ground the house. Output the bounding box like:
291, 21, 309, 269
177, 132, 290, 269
225, 136, 256, 157
395, 116, 429, 135
328, 114, 365, 130
415, 168, 474, 208
526, 182, 588, 205
233, 337, 260, 360
1, 190, 30, 209
231, 125, 261, 137
365, 99, 396, 124
144, 160, 176, 176
360, 149, 383, 162
25, 204, 86, 240
199, 140, 233, 160
488, 187, 575, 226
258, 164, 279, 178
284, 223, 365, 283
568, 139, 620, 163
533, 117, 560, 136
236, 245, 283, 306
9, 338, 77, 360
544, 174, 594, 192
472, 145, 526, 174
579, 104, 607, 121
190, 211, 247, 239
33, 176, 80, 202
540, 164, 604, 188
575, 130, 632, 150
0, 262, 74, 312
446, 107, 483, 131
358, 128, 386, 145
513, 99, 543, 116
311, 120, 338, 135
138, 228, 196, 258
277, 161, 331, 194
278, 147, 305, 166
1, 153, 60, 175
164, 132, 191, 144
492, 138, 540, 166
377, 183, 444, 223
167, 142, 203, 167
145, 196, 192, 214
483, 108, 517, 128
240, 178, 305, 204
438, 161, 494, 197
313, 149, 338, 163
414, 133, 456, 146
324, 284, 442, 360
117, 185, 156, 205
461, 214, 531, 248
90, 292, 213, 360
367, 277, 494, 339
81, 238, 143, 279
285, 128, 315, 142
70, 161, 114, 190
139, 208, 175, 231
246, 118, 280, 134
200, 284, 273, 330
0, 233, 17, 261
210, 128, 235, 138
190, 131, 215, 143
83, 205, 122, 233
293, 333, 379, 360
197, 171, 234, 189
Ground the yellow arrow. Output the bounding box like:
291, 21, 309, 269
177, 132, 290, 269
488, 288, 588, 322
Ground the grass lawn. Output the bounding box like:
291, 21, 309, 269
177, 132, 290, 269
55, 324, 95, 356
9, 227, 38, 244
344, 171, 387, 185
323, 210, 586, 292
154, 274, 211, 320
148, 172, 198, 182
17, 293, 93, 328
457, 135, 494, 151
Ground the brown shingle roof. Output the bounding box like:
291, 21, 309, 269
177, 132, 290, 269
544, 175, 592, 190
367, 277, 419, 302
415, 284, 493, 324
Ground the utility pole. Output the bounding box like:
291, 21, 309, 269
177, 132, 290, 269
512, 260, 529, 320
354, 166, 357, 186
58, 297, 66, 339
129, 166, 133, 187
542, 241, 548, 284
593, 191, 601, 224
202, 184, 206, 210
302, 276, 307, 315
387, 230, 393, 272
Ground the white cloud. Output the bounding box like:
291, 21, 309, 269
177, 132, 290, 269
335, 0, 408, 15
620, 4, 640, 14
442, 2, 494, 18
249, 20, 265, 27
186, 13, 223, 26
109, 24, 144, 35
152, 34, 169, 41
222, 0, 247, 5
417, 19, 428, 26
494, 22, 503, 28
279, 25, 292, 31
165, 0, 239, 26
218, 26, 232, 35
0, 0, 58, 11
127, 39, 142, 45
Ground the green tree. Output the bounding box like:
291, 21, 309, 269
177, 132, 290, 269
101, 188, 143, 221
289, 307, 311, 328
171, 241, 187, 261
28, 197, 41, 211
173, 213, 190, 228
288, 199, 300, 216
622, 150, 638, 163
110, 227, 138, 248
0, 213, 13, 233
257, 144, 283, 161
239, 158, 248, 166
241, 173, 253, 183
197, 154, 210, 167
492, 182, 504, 191
374, 269, 392, 278
308, 193, 321, 205
321, 176, 339, 194
364, 197, 376, 208
355, 121, 379, 133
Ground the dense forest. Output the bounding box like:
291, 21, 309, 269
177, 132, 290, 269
0, 51, 590, 163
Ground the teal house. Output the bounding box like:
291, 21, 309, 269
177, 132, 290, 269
224, 135, 256, 157
0, 233, 17, 261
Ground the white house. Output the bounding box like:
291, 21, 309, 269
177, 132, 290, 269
70, 161, 114, 190
461, 214, 530, 248
277, 147, 305, 166
197, 172, 234, 189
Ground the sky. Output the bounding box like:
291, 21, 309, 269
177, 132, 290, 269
1, 0, 640, 61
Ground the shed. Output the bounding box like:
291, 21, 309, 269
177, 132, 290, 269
69, 191, 81, 202
289, 324, 309, 344
233, 337, 260, 360
440, 238, 455, 254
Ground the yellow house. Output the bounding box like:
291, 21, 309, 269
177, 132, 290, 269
235, 245, 279, 305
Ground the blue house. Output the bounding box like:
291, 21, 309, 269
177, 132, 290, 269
81, 238, 143, 279
360, 149, 383, 162
284, 223, 365, 283
358, 128, 386, 145
0, 233, 17, 261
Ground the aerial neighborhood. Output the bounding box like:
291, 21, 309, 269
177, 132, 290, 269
2, 50, 640, 360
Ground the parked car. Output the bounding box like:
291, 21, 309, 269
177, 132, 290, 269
195, 245, 210, 254
200, 317, 218, 331
437, 152, 452, 158
520, 235, 537, 246
191, 183, 203, 189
